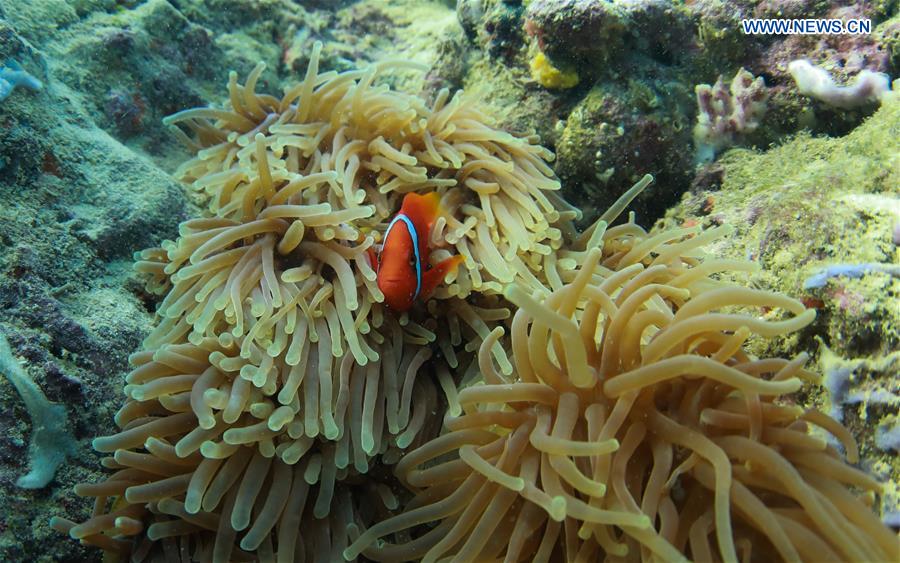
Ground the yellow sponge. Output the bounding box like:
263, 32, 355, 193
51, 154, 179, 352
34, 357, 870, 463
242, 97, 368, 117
529, 51, 579, 89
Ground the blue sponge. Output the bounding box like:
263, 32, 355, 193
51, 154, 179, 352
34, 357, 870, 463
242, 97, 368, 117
0, 331, 74, 488
0, 59, 43, 102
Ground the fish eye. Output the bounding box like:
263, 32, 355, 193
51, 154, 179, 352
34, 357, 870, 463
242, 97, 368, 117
409, 257, 416, 267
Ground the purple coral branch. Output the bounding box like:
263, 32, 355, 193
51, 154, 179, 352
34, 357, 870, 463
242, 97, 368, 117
694, 68, 768, 162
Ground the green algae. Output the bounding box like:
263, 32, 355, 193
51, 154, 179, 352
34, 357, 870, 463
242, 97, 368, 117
553, 77, 694, 217
661, 98, 897, 322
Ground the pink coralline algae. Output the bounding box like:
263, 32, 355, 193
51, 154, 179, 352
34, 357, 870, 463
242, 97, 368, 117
693, 68, 769, 162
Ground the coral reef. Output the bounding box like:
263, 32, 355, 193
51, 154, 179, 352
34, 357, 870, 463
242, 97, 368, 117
456, 0, 527, 62
552, 78, 695, 220
694, 1, 898, 138
523, 0, 694, 71
525, 0, 627, 64
436, 0, 899, 217
441, 0, 703, 215
0, 0, 896, 560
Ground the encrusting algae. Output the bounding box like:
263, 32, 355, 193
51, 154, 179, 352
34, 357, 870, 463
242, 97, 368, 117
51, 44, 899, 562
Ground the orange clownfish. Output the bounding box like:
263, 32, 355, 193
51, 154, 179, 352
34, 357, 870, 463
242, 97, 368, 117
370, 192, 463, 312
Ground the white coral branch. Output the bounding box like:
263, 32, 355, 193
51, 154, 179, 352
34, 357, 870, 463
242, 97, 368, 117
788, 59, 890, 109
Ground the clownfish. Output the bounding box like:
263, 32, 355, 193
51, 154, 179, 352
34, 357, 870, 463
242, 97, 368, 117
369, 192, 463, 312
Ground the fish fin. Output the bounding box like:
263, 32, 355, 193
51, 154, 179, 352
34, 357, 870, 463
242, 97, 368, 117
419, 255, 464, 300
401, 192, 443, 234
366, 247, 379, 272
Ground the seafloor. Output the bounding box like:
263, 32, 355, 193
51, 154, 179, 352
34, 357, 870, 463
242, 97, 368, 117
0, 0, 897, 562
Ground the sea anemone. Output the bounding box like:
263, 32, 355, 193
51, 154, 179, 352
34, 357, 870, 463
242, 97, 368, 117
53, 42, 584, 561
344, 217, 899, 562
52, 337, 412, 560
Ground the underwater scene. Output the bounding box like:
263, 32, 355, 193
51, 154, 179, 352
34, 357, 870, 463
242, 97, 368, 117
0, 0, 898, 562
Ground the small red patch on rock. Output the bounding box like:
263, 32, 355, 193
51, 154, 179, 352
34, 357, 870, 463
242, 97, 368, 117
42, 151, 61, 177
